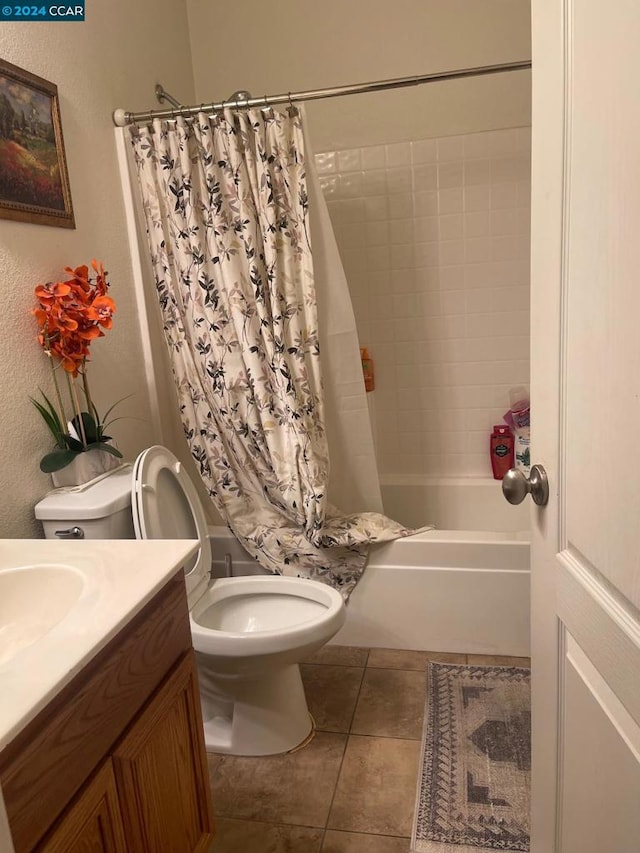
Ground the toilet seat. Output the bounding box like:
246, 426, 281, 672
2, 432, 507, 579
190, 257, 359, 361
189, 575, 345, 659
131, 446, 211, 603
131, 446, 345, 642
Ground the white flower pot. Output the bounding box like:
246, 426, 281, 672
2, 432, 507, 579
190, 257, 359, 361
51, 447, 122, 488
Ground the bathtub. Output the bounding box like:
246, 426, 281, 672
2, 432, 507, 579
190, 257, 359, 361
380, 475, 530, 533
208, 477, 530, 657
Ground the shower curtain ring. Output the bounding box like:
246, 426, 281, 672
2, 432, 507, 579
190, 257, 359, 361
210, 103, 221, 125
287, 92, 298, 117
262, 94, 274, 120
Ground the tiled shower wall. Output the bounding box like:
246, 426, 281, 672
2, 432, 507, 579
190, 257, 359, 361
315, 128, 531, 478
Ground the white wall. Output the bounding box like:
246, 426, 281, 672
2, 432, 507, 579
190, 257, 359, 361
317, 127, 531, 477
0, 3, 195, 537
186, 0, 531, 150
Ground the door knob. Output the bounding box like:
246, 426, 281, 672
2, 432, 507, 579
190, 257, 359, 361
502, 464, 549, 506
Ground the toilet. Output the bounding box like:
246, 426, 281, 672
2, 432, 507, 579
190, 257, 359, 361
35, 445, 346, 756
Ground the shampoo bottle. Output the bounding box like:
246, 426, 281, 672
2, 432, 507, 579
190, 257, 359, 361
490, 425, 515, 480
360, 347, 375, 392
514, 430, 531, 475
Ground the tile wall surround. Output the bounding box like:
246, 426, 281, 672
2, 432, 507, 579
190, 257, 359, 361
314, 127, 531, 478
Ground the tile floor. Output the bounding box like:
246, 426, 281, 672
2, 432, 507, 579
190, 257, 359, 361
208, 646, 531, 853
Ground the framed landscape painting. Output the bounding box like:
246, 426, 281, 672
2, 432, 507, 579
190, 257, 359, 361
0, 58, 74, 228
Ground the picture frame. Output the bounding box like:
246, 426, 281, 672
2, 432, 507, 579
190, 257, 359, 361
0, 58, 75, 228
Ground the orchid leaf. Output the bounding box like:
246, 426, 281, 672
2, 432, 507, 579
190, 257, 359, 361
101, 416, 137, 429
40, 449, 80, 473
78, 390, 132, 439
30, 392, 65, 448
64, 436, 84, 451
101, 393, 133, 423
71, 411, 98, 444
91, 442, 123, 458
36, 388, 63, 427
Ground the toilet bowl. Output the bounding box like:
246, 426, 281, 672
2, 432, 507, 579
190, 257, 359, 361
35, 445, 346, 756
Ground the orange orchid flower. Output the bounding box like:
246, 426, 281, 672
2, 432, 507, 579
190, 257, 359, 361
35, 281, 72, 301
33, 260, 116, 377
64, 265, 91, 292
92, 294, 116, 328
75, 326, 103, 341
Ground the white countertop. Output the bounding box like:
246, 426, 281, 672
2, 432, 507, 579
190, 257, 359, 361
0, 538, 198, 752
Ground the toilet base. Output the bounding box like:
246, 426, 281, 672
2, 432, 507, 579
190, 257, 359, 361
196, 657, 313, 756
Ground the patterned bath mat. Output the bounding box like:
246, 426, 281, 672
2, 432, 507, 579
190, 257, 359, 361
411, 662, 531, 853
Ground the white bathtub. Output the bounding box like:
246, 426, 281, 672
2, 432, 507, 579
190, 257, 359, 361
331, 530, 529, 656
209, 474, 531, 657
380, 475, 530, 533
358, 476, 530, 655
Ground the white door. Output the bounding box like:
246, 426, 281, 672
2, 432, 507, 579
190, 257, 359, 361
531, 1, 640, 851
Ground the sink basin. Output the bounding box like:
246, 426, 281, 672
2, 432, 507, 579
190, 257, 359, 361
0, 565, 85, 666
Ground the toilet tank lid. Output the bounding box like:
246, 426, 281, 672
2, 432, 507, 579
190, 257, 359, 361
34, 466, 133, 521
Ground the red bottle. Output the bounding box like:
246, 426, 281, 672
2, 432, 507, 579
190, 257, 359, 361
360, 347, 375, 392
490, 425, 514, 480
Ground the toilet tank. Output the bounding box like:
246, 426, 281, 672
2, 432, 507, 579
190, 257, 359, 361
34, 466, 135, 540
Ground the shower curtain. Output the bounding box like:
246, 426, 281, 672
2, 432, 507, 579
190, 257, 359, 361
128, 106, 413, 597
303, 122, 385, 516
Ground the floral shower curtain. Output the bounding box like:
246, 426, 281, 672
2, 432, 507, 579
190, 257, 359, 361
129, 107, 413, 597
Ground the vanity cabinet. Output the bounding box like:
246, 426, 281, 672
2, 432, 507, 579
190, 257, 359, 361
38, 760, 127, 852
0, 572, 214, 853
112, 654, 212, 853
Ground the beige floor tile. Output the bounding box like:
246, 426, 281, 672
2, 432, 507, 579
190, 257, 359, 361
328, 735, 420, 836
351, 668, 425, 739
322, 830, 410, 852
466, 654, 531, 667
303, 645, 369, 667
210, 818, 323, 852
367, 648, 466, 670
301, 664, 364, 732
208, 732, 346, 827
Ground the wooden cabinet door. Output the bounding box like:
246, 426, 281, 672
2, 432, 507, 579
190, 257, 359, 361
112, 652, 214, 853
39, 760, 127, 853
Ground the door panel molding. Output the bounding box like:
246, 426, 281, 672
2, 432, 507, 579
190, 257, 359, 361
558, 0, 572, 553
558, 548, 640, 724
562, 0, 640, 609
565, 633, 640, 757
555, 621, 568, 853
558, 631, 640, 852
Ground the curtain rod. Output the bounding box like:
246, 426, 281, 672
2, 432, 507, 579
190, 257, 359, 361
112, 60, 531, 127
